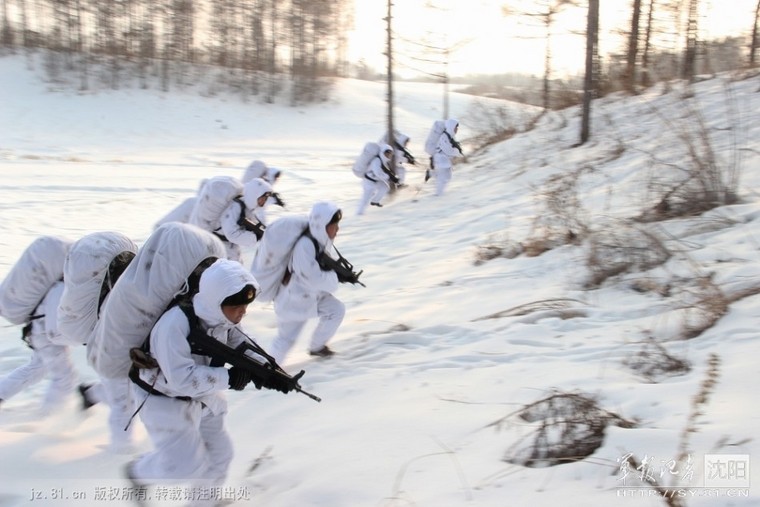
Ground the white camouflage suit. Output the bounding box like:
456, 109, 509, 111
58, 231, 139, 453
356, 143, 395, 215
381, 131, 413, 185
392, 132, 414, 185
432, 118, 463, 196
130, 259, 261, 491
218, 178, 272, 263
271, 201, 346, 363
0, 281, 78, 413
242, 160, 282, 186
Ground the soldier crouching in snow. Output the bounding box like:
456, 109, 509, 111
0, 236, 81, 415
269, 202, 365, 363
125, 259, 293, 505
356, 143, 398, 215
431, 118, 464, 196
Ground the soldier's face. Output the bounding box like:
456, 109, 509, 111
326, 222, 339, 240
222, 304, 248, 324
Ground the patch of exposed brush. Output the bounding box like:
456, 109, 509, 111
474, 230, 523, 265
489, 390, 636, 468
623, 337, 691, 382
584, 221, 671, 288
523, 169, 591, 257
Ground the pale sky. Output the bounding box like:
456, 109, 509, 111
348, 0, 758, 78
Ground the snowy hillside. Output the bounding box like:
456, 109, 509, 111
1, 54, 759, 507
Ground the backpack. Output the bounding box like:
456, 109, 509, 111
250, 214, 310, 302
189, 175, 244, 233
87, 222, 226, 380
424, 120, 447, 156
57, 231, 138, 346
0, 236, 72, 325
351, 142, 381, 178
154, 196, 197, 230
242, 160, 268, 184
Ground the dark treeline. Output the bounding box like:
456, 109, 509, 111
0, 0, 353, 104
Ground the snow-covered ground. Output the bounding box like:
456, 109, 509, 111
1, 54, 759, 506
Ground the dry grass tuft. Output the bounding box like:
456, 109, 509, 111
623, 336, 691, 382
585, 222, 671, 288
490, 390, 636, 468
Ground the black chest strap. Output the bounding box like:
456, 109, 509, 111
128, 303, 223, 399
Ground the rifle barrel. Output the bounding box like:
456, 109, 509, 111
297, 387, 322, 402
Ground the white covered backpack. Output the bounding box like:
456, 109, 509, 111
189, 175, 244, 233
57, 231, 138, 346
87, 222, 226, 379
351, 142, 381, 178
424, 120, 446, 156
0, 236, 71, 325
250, 214, 310, 302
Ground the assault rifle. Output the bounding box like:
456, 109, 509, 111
443, 131, 464, 156
238, 216, 266, 241
233, 196, 267, 240
316, 247, 365, 287
394, 140, 416, 165
185, 317, 321, 402
271, 192, 285, 207
379, 160, 400, 185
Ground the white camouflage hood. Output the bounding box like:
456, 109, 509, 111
242, 178, 273, 210
193, 258, 259, 328
444, 118, 459, 137
308, 201, 341, 250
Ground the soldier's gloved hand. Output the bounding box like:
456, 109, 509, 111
260, 374, 296, 394
228, 367, 251, 391
336, 270, 360, 285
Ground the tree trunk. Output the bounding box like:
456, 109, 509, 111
580, 0, 599, 145
386, 0, 395, 169
640, 0, 655, 86
751, 0, 760, 67
682, 0, 699, 81
542, 10, 552, 111
625, 0, 642, 93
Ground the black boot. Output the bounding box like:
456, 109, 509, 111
124, 461, 149, 507
309, 346, 335, 358
78, 384, 97, 410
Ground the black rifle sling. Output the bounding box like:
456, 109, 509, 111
127, 302, 217, 400
378, 156, 399, 183
443, 131, 463, 154
233, 196, 266, 240
302, 231, 363, 286
178, 303, 227, 367
394, 140, 416, 165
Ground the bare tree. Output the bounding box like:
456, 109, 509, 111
681, 0, 699, 81
1, 0, 14, 47
385, 0, 394, 156
640, 0, 655, 86
751, 0, 760, 67
579, 0, 599, 145
624, 0, 642, 93
504, 0, 579, 110
265, 0, 279, 103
